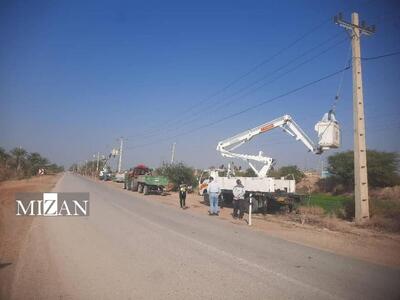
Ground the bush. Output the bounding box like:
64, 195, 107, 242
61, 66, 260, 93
269, 165, 305, 183
327, 150, 400, 190
233, 167, 257, 177
317, 176, 347, 194
155, 162, 197, 191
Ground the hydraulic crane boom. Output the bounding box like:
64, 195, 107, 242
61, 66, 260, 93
216, 113, 340, 177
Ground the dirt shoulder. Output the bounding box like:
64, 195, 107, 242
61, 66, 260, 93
0, 174, 61, 299
100, 179, 400, 269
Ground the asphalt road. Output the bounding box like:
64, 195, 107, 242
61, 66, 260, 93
10, 173, 400, 299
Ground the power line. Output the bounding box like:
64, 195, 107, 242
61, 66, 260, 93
332, 42, 352, 111
175, 38, 348, 130
125, 18, 331, 139
130, 34, 348, 142
127, 66, 350, 150
362, 50, 400, 60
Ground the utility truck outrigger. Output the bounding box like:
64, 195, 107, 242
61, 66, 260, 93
199, 112, 340, 213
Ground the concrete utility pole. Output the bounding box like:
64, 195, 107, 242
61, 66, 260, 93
334, 12, 375, 224
171, 142, 176, 164
118, 137, 124, 173
96, 152, 100, 172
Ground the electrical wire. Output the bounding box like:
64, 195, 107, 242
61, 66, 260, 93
332, 43, 352, 112
126, 65, 350, 150
362, 50, 400, 60
129, 34, 348, 142
125, 18, 331, 139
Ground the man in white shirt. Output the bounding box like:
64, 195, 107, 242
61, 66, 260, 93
207, 177, 221, 216
232, 179, 246, 219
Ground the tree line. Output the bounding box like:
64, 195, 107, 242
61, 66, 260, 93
0, 147, 64, 181
72, 149, 398, 194
319, 150, 399, 193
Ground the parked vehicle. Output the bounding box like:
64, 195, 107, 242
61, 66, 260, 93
199, 112, 340, 213
136, 175, 169, 195
198, 169, 298, 213
129, 164, 169, 195
99, 166, 112, 181
114, 172, 125, 183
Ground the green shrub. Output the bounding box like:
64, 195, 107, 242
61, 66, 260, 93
155, 162, 196, 191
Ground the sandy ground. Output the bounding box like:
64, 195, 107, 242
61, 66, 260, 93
103, 179, 400, 268
1, 174, 399, 298
9, 174, 400, 299
0, 175, 60, 299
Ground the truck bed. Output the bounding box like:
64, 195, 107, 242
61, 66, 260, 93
214, 176, 295, 193
137, 175, 168, 186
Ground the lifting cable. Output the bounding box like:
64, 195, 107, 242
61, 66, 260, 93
331, 41, 352, 113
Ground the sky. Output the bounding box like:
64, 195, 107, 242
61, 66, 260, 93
0, 0, 399, 172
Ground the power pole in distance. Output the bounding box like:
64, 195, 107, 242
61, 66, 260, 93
96, 152, 100, 172
171, 142, 176, 164
118, 137, 124, 173
334, 12, 375, 224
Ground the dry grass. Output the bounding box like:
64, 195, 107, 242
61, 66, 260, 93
284, 206, 353, 233
296, 174, 320, 193
293, 186, 400, 234
363, 186, 400, 233
370, 185, 400, 201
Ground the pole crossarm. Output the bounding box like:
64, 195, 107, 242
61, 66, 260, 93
334, 13, 375, 36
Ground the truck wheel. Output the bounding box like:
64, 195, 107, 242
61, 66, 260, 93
143, 185, 149, 195
138, 184, 143, 193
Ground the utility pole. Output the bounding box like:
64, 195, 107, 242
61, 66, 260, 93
334, 12, 375, 224
96, 152, 100, 173
171, 142, 176, 164
118, 137, 124, 173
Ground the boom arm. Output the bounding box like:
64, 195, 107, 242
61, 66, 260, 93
216, 115, 323, 177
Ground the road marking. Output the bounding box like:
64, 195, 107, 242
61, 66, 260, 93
109, 201, 343, 300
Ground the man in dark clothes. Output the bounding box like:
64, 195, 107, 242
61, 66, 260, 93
179, 183, 187, 209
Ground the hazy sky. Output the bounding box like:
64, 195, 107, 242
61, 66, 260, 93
1, 0, 399, 171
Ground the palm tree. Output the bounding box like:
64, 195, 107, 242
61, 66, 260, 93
10, 147, 27, 173
0, 147, 10, 167
28, 152, 49, 175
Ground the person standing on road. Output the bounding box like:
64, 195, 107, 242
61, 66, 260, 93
232, 179, 246, 219
207, 177, 221, 216
179, 183, 187, 209
124, 170, 129, 189
127, 169, 133, 191
124, 169, 133, 190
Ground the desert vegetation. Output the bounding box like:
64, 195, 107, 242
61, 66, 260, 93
0, 146, 64, 181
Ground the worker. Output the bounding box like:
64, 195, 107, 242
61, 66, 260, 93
127, 169, 133, 190
232, 179, 246, 219
179, 183, 187, 209
207, 177, 221, 216
124, 170, 129, 189
124, 169, 133, 190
